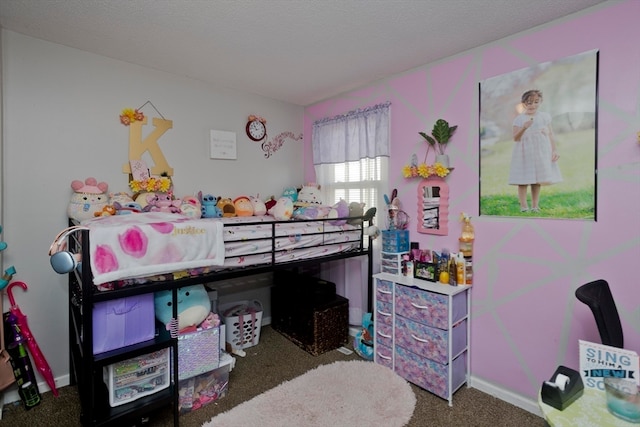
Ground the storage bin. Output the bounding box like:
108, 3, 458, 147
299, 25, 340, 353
92, 294, 155, 354
178, 352, 234, 414
381, 251, 409, 275
382, 230, 410, 252
178, 327, 220, 380
219, 300, 263, 349
272, 294, 349, 356
103, 348, 170, 407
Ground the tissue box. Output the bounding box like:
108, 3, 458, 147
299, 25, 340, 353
178, 352, 234, 414
92, 294, 155, 354
178, 327, 220, 380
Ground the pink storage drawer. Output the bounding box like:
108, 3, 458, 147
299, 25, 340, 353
395, 285, 467, 329
375, 280, 393, 303
92, 294, 155, 354
375, 300, 393, 326
394, 345, 467, 399
395, 316, 467, 364
375, 323, 393, 348
375, 343, 393, 369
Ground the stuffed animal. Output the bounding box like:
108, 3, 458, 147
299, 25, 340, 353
233, 196, 254, 217
67, 177, 109, 221
93, 205, 116, 217
347, 202, 366, 225
250, 194, 267, 216
292, 206, 330, 220
217, 198, 236, 217
264, 196, 277, 212
154, 284, 211, 333
268, 197, 294, 221
113, 201, 142, 215
180, 196, 202, 219
198, 192, 222, 218
327, 199, 349, 225
282, 186, 298, 202
294, 183, 323, 207
109, 192, 134, 206
143, 193, 182, 213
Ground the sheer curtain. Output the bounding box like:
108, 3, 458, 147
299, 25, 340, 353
312, 102, 390, 325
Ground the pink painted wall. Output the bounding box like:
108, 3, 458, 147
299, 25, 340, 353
304, 1, 639, 402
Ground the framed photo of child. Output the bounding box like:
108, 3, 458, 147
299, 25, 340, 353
479, 49, 598, 220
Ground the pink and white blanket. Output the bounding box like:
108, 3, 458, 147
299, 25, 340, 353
81, 212, 225, 285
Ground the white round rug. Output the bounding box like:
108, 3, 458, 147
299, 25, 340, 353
203, 360, 416, 427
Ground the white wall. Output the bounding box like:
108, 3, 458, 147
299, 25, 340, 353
1, 30, 303, 398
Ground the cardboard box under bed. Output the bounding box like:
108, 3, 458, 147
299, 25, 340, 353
271, 271, 349, 356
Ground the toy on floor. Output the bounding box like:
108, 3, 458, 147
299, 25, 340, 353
354, 312, 374, 361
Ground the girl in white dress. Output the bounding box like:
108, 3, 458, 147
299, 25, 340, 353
508, 90, 562, 212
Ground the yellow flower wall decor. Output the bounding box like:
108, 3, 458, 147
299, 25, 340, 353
403, 154, 450, 179
120, 108, 145, 126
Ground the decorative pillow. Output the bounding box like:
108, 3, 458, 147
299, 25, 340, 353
234, 196, 254, 217
328, 199, 349, 225
294, 183, 323, 207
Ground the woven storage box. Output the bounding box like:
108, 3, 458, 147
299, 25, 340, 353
178, 327, 220, 380
219, 300, 263, 350
273, 295, 349, 356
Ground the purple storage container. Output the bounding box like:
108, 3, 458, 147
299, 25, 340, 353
92, 294, 155, 354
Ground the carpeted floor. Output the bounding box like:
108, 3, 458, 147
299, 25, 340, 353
1, 325, 546, 426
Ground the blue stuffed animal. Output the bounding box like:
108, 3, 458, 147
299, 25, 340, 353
198, 191, 222, 218
154, 284, 211, 333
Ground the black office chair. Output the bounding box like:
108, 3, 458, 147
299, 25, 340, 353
575, 279, 624, 348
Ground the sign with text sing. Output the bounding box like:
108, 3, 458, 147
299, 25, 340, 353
579, 340, 639, 391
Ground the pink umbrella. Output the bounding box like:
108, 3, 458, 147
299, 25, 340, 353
6, 281, 58, 397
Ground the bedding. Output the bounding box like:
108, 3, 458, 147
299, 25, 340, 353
80, 212, 366, 290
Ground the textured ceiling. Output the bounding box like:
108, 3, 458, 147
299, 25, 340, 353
0, 0, 607, 106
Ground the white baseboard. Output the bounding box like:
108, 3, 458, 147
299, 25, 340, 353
2, 374, 71, 407
469, 375, 542, 417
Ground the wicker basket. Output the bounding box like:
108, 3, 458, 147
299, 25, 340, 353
273, 295, 349, 356
219, 300, 263, 350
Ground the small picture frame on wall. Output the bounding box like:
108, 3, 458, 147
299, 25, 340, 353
210, 130, 237, 160
479, 49, 599, 220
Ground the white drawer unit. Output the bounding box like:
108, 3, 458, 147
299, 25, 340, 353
380, 251, 409, 275
372, 272, 471, 406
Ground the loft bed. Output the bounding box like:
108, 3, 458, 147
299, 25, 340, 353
66, 209, 376, 426
68, 209, 376, 304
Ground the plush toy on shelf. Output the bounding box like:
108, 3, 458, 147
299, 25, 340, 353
179, 196, 202, 219
268, 197, 294, 221
250, 194, 267, 216
217, 198, 236, 217
233, 196, 254, 217
154, 284, 212, 334
328, 199, 349, 225
198, 192, 222, 218
67, 177, 109, 221
142, 193, 182, 213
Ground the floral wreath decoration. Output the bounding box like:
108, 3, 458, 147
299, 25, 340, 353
129, 175, 172, 193
402, 153, 450, 179
119, 108, 145, 126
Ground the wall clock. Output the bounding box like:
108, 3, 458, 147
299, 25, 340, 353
246, 117, 267, 141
